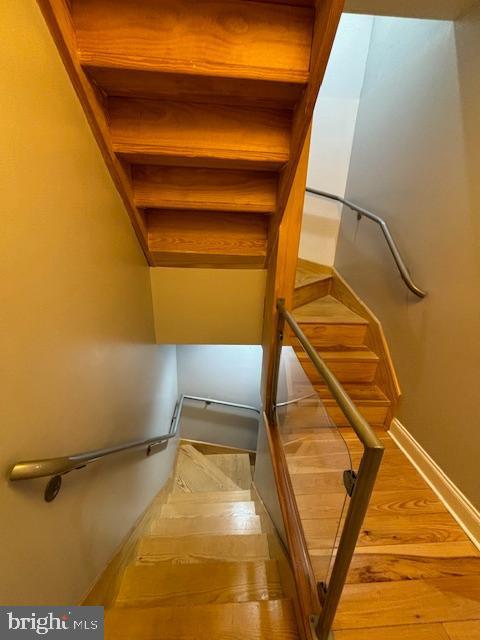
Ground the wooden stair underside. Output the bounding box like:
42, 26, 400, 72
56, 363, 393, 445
38, 0, 343, 267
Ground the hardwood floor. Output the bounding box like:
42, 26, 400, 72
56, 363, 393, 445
280, 399, 480, 637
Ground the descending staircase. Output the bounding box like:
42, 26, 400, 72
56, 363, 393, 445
104, 443, 299, 640
290, 262, 397, 429
38, 0, 343, 268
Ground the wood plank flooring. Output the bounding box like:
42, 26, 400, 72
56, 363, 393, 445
280, 406, 480, 637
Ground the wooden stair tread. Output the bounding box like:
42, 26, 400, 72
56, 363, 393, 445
315, 383, 390, 405
115, 560, 282, 607
74, 0, 313, 84
295, 349, 379, 363
136, 534, 270, 565
295, 268, 332, 289
150, 515, 262, 537
109, 97, 291, 170
293, 296, 368, 324
105, 600, 299, 640
333, 575, 480, 629
174, 445, 242, 493
160, 501, 256, 519
168, 490, 252, 504
205, 453, 252, 490
133, 166, 277, 213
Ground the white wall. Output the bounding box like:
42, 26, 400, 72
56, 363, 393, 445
0, 0, 179, 605
300, 13, 373, 265
176, 346, 262, 450
334, 7, 480, 509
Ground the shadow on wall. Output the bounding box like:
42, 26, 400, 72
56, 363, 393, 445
180, 404, 259, 451
176, 345, 263, 451
455, 3, 480, 268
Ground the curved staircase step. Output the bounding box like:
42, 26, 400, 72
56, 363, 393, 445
136, 533, 270, 565
115, 560, 282, 607
105, 600, 299, 640
149, 514, 262, 537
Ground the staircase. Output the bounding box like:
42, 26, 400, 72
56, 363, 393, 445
38, 0, 343, 268
290, 262, 397, 429
104, 443, 299, 639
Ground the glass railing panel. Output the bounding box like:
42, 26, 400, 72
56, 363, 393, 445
275, 343, 353, 588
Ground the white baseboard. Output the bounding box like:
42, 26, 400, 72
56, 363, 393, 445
389, 418, 480, 550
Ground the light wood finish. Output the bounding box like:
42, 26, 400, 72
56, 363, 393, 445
148, 210, 268, 268
339, 542, 480, 584
295, 489, 445, 519
276, 356, 480, 638
82, 476, 175, 607
295, 349, 379, 384
259, 413, 321, 640
292, 295, 369, 347
261, 128, 312, 409
133, 166, 277, 213
115, 560, 282, 607
167, 489, 251, 504
181, 438, 255, 457
160, 501, 256, 519
335, 575, 480, 629
82, 66, 306, 110
334, 624, 451, 640
91, 444, 300, 639
330, 267, 402, 421
205, 454, 252, 490
304, 513, 468, 549
74, 0, 313, 84
293, 295, 368, 325
293, 266, 332, 308
136, 534, 270, 565
150, 514, 262, 537
443, 621, 480, 639
109, 97, 291, 170
250, 483, 314, 640
104, 600, 300, 640
40, 0, 342, 268
174, 445, 242, 492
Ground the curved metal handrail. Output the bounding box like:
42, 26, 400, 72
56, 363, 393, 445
306, 187, 427, 298
8, 395, 260, 485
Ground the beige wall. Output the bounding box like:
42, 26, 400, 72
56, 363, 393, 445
335, 8, 480, 508
344, 0, 477, 20
0, 0, 178, 604
150, 267, 267, 344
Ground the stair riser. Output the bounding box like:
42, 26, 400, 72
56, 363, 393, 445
149, 517, 262, 537
167, 490, 252, 504
324, 403, 389, 427
159, 502, 257, 519
295, 323, 368, 347
293, 279, 331, 308
300, 359, 378, 384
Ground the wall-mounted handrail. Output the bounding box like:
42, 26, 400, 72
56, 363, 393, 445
305, 187, 427, 298
273, 300, 384, 640
8, 395, 259, 500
